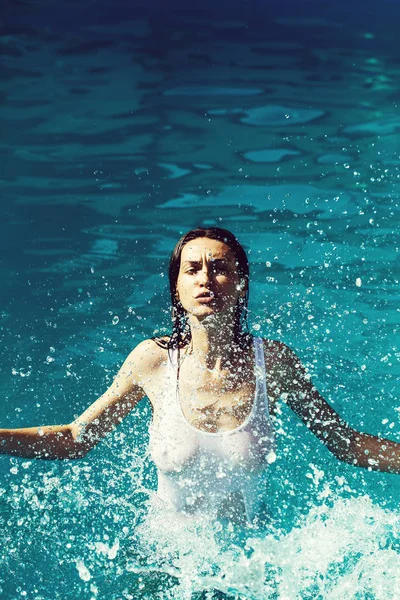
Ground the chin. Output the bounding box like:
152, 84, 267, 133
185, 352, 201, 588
193, 304, 232, 320
194, 307, 216, 317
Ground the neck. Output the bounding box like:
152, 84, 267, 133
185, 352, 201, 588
186, 314, 243, 371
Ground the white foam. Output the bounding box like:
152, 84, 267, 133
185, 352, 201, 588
134, 494, 400, 598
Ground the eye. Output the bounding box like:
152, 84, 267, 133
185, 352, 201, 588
212, 265, 228, 274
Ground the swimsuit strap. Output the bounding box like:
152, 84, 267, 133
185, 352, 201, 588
254, 336, 264, 368
167, 346, 179, 372
168, 346, 182, 406
253, 337, 270, 419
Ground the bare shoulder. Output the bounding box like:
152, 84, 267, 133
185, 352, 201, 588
126, 337, 171, 403
127, 338, 169, 375
261, 338, 306, 406
262, 338, 295, 363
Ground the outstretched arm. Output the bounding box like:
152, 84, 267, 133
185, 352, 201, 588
271, 341, 400, 474
0, 423, 82, 460
0, 339, 157, 460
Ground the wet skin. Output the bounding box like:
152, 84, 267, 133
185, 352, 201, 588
1, 239, 400, 476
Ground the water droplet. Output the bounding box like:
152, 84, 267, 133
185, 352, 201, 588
112, 316, 119, 325
76, 559, 91, 582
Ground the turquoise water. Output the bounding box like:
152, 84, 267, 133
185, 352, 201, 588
1, 0, 399, 597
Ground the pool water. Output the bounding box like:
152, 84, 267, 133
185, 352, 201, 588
1, 0, 399, 598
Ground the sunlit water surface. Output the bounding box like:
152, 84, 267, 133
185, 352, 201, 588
1, 0, 399, 598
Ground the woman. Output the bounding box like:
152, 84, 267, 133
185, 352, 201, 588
1, 227, 399, 524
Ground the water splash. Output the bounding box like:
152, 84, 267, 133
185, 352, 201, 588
129, 493, 400, 599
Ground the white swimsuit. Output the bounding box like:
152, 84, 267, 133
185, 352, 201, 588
148, 337, 276, 523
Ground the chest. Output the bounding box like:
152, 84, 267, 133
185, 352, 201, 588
148, 365, 275, 474
145, 344, 281, 424
178, 366, 255, 433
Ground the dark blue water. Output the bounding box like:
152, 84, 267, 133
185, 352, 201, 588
1, 1, 399, 598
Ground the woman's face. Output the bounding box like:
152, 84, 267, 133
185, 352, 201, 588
175, 237, 244, 320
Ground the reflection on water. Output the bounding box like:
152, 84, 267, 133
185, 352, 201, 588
1, 0, 399, 597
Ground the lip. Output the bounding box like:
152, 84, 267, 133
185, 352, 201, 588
195, 292, 216, 303
195, 291, 215, 298
196, 296, 216, 304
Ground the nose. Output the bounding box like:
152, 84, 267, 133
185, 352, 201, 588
198, 265, 211, 286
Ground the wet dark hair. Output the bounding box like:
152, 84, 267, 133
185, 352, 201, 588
154, 227, 250, 351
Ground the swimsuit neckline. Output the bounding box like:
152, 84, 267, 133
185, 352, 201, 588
174, 337, 262, 437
